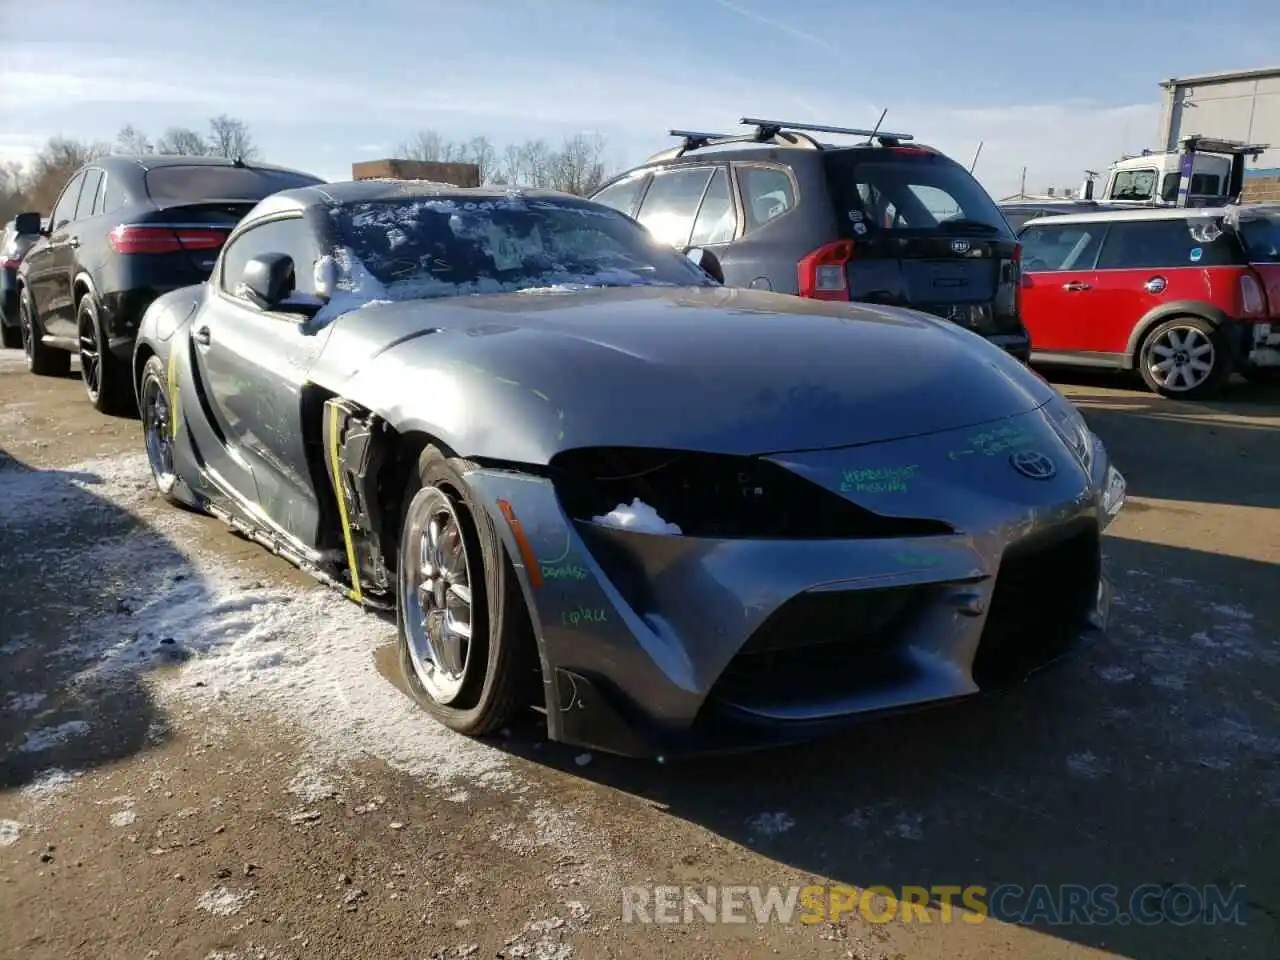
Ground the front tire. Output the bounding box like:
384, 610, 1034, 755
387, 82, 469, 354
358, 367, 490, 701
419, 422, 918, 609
78, 295, 132, 414
396, 447, 536, 736
1137, 316, 1230, 400
139, 355, 181, 504
20, 291, 70, 377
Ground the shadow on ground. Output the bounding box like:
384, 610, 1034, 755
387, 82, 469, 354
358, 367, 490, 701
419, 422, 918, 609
0, 448, 204, 791
498, 533, 1280, 960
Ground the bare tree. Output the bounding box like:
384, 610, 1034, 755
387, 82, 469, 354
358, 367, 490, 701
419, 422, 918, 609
206, 114, 259, 161
463, 136, 498, 184
115, 124, 154, 155
154, 127, 208, 156
0, 161, 31, 223
24, 136, 110, 212
398, 130, 451, 163
548, 133, 607, 196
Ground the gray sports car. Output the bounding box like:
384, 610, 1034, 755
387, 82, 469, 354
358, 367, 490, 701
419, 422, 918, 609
132, 180, 1127, 758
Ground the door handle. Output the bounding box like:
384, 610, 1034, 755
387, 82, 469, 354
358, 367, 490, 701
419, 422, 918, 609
193, 326, 211, 345
1062, 281, 1091, 292
1144, 276, 1167, 294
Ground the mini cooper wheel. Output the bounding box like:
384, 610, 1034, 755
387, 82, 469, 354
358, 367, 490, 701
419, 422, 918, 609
397, 447, 535, 736
20, 291, 70, 377
1138, 317, 1230, 400
139, 355, 180, 502
78, 296, 131, 414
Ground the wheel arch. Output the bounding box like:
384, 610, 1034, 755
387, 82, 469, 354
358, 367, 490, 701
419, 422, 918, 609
72, 271, 100, 310
1125, 301, 1230, 369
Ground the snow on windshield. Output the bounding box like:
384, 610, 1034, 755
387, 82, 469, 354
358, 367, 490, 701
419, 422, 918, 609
325, 195, 707, 306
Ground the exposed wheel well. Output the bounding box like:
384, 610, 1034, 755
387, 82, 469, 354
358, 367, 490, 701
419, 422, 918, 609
133, 344, 156, 393
73, 277, 92, 311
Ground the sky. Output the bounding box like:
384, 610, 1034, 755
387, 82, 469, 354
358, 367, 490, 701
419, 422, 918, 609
2, 0, 1280, 199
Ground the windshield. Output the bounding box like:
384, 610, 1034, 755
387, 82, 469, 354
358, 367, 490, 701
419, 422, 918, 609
825, 151, 1013, 238
328, 195, 712, 298
144, 165, 323, 202
1237, 212, 1280, 263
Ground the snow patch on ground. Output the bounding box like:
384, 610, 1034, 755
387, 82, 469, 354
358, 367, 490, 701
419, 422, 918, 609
5, 691, 47, 712
0, 819, 24, 846
196, 886, 256, 917
746, 811, 795, 838
20, 720, 90, 754
109, 809, 138, 827
286, 764, 341, 804
0, 453, 153, 526
20, 768, 81, 805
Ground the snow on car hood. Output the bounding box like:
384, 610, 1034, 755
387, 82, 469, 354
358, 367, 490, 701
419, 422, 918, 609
315, 285, 1056, 463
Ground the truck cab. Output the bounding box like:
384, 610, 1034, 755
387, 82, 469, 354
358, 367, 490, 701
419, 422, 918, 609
1098, 136, 1269, 208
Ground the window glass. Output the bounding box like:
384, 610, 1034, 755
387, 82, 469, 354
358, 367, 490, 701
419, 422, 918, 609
50, 173, 85, 230
1160, 173, 1180, 203
635, 167, 713, 247
100, 177, 126, 215
1096, 218, 1240, 270
591, 175, 648, 218
220, 217, 319, 300
689, 167, 736, 246
146, 165, 321, 202
824, 153, 1008, 236
738, 166, 796, 232
1190, 173, 1221, 195
1019, 223, 1105, 271
1237, 211, 1280, 263
328, 195, 709, 298
1110, 169, 1157, 201
76, 169, 104, 219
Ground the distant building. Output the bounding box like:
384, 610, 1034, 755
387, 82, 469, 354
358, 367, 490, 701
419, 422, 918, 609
1158, 66, 1280, 201
351, 158, 481, 187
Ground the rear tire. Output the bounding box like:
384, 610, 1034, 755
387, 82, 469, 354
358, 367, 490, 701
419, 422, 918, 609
78, 295, 133, 415
20, 291, 70, 377
396, 446, 536, 736
1137, 316, 1230, 400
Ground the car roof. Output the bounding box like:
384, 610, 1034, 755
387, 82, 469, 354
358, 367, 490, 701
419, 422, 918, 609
98, 154, 311, 175
1018, 206, 1230, 227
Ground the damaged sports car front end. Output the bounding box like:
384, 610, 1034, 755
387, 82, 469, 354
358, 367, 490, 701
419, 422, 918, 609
464, 390, 1124, 758
134, 181, 1126, 759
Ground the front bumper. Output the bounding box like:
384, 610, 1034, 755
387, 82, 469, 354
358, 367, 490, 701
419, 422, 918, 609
465, 406, 1123, 758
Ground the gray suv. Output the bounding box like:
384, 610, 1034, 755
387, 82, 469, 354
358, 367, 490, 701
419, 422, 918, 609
591, 118, 1031, 361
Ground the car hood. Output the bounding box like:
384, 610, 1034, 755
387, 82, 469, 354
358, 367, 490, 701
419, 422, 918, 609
321, 285, 1055, 462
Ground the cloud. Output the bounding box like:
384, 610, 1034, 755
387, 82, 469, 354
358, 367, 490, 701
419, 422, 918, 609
0, 43, 1160, 198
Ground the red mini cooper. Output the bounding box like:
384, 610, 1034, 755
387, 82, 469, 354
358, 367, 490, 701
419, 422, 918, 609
1016, 205, 1280, 399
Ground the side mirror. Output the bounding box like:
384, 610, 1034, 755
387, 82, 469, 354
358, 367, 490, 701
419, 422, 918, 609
238, 253, 296, 311
684, 246, 724, 284
14, 212, 42, 237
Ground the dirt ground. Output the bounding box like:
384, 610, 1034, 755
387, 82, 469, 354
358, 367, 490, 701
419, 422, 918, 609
1, 348, 1277, 960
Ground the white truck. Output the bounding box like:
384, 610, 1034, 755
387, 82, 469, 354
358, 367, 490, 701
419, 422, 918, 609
1093, 135, 1269, 207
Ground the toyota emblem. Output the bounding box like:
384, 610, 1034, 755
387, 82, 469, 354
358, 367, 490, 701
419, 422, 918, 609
1009, 450, 1056, 480
950, 239, 971, 254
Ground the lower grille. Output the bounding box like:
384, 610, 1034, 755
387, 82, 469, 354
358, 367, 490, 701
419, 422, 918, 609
710, 585, 929, 706
973, 520, 1100, 687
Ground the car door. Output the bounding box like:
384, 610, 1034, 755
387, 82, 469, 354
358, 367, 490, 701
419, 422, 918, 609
1089, 218, 1233, 355
1017, 220, 1106, 354
633, 165, 714, 249
196, 214, 337, 547
26, 171, 87, 337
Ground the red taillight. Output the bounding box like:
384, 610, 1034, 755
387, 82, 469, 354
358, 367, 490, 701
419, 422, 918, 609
797, 239, 854, 300
108, 224, 228, 255
887, 146, 931, 156
1240, 270, 1268, 317
0, 258, 19, 270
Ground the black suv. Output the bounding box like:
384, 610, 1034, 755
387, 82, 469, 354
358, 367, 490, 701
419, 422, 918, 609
15, 155, 323, 412
591, 118, 1030, 361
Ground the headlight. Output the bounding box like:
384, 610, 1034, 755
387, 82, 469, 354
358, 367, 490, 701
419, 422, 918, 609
1044, 394, 1095, 474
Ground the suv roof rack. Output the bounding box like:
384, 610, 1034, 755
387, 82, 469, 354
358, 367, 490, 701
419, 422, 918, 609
646, 116, 918, 163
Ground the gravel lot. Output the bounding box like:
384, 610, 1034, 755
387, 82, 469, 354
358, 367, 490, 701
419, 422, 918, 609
1, 348, 1276, 960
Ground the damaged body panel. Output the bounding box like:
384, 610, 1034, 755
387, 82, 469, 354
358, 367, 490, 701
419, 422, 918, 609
133, 180, 1125, 757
